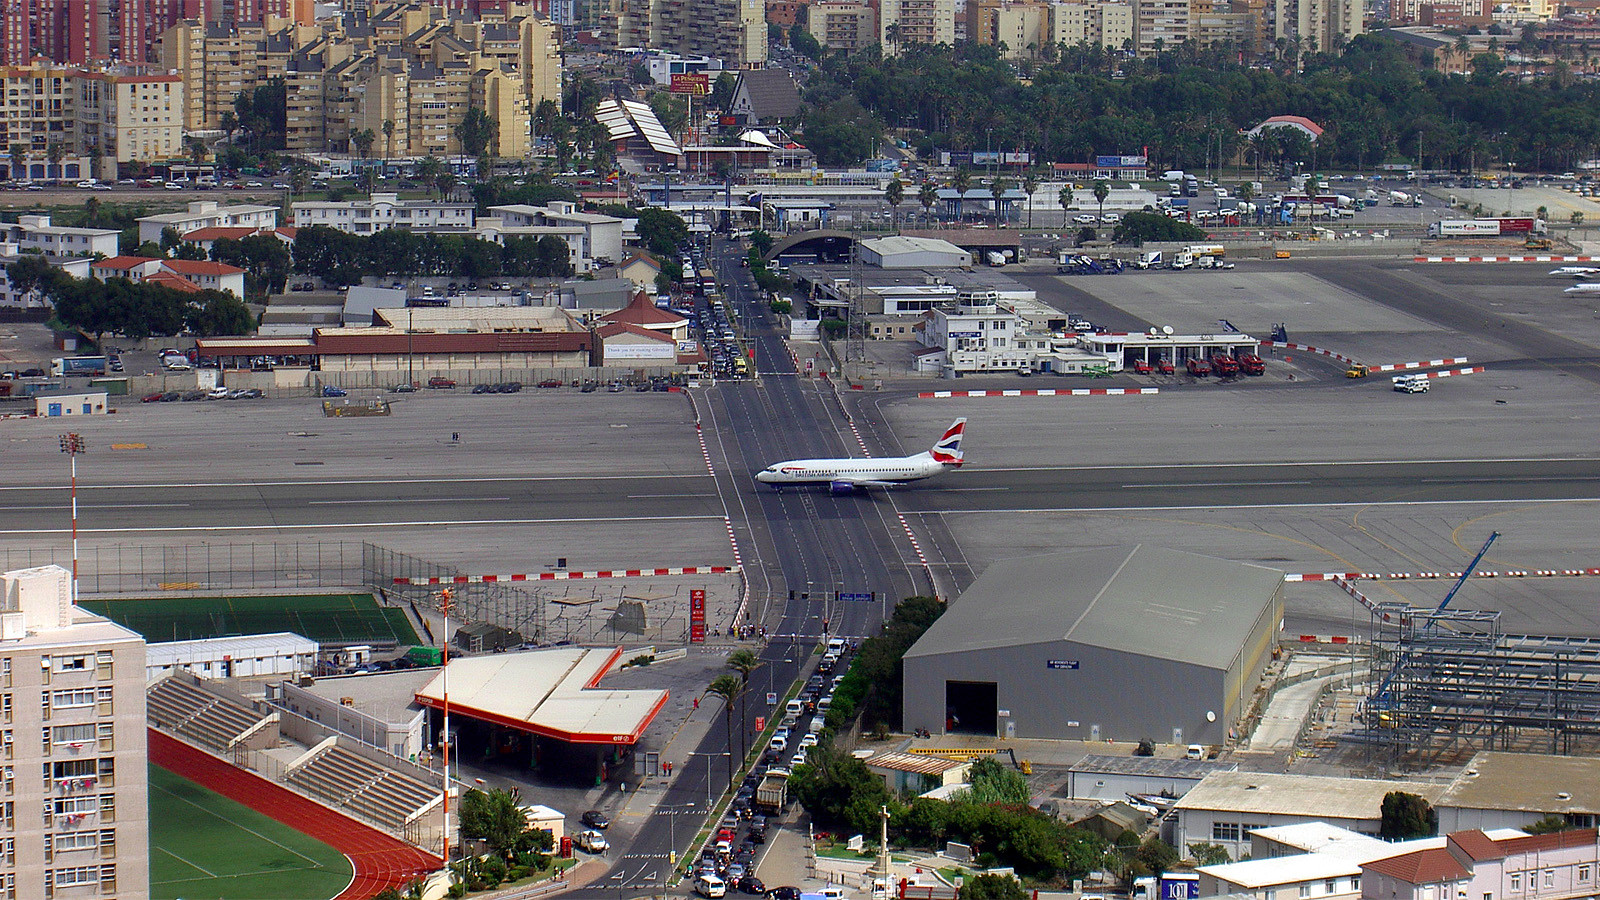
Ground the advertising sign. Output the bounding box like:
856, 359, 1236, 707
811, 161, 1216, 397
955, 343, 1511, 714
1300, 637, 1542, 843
690, 588, 706, 643
670, 73, 710, 95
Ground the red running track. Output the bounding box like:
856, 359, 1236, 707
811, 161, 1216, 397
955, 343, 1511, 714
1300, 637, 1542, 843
150, 729, 441, 899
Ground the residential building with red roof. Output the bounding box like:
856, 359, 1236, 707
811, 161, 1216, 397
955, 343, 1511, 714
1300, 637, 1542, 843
89, 255, 246, 297
1244, 115, 1326, 143
1363, 828, 1600, 900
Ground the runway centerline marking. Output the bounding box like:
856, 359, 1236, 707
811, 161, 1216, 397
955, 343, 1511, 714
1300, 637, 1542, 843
306, 497, 510, 505
0, 514, 728, 536
0, 473, 712, 492
1120, 481, 1312, 488
626, 493, 715, 499
923, 497, 1600, 514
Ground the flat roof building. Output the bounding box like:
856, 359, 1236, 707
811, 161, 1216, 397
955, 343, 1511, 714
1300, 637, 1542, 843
903, 545, 1283, 746
1436, 751, 1600, 833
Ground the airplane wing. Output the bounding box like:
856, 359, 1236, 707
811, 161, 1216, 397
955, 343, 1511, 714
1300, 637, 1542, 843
832, 478, 901, 490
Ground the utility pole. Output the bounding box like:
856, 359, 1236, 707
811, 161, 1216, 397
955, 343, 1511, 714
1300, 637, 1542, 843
58, 433, 85, 603
438, 587, 455, 880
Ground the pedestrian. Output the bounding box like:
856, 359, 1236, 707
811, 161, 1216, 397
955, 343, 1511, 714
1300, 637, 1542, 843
451, 431, 460, 442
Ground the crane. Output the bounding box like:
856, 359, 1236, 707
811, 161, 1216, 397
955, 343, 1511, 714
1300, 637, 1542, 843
1369, 531, 1500, 710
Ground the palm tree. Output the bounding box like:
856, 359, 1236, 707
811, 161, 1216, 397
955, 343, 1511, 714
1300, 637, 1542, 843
382, 119, 395, 161
726, 649, 762, 764
885, 178, 904, 230
1021, 174, 1039, 229
352, 128, 376, 159
951, 167, 972, 222
989, 176, 1014, 228
48, 142, 68, 181
1092, 179, 1110, 226
1059, 183, 1074, 226
416, 155, 444, 198
918, 181, 938, 227
706, 674, 743, 792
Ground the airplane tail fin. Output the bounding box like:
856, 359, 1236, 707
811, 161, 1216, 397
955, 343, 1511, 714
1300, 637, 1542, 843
930, 418, 966, 467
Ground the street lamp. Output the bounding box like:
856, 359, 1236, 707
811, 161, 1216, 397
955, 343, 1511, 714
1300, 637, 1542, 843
688, 751, 730, 808
658, 801, 697, 868
58, 433, 85, 603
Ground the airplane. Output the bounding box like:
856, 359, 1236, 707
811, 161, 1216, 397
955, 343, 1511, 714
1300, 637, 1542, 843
755, 419, 966, 492
1550, 267, 1600, 278
1564, 283, 1600, 294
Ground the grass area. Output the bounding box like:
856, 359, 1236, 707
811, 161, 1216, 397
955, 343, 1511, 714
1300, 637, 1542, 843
81, 593, 419, 644
148, 765, 354, 900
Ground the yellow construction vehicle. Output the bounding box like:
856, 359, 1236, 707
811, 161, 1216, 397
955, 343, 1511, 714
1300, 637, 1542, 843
1526, 237, 1553, 251
1345, 364, 1370, 378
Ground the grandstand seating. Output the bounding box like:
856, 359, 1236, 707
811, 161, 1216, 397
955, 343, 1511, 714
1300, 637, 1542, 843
147, 675, 267, 752
286, 743, 439, 831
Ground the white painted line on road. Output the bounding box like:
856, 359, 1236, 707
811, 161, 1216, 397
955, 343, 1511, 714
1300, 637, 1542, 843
0, 503, 190, 511
0, 514, 727, 536
981, 457, 1600, 473
1120, 481, 1312, 488
941, 487, 1013, 492
626, 493, 715, 499
0, 473, 712, 492
927, 497, 1600, 514
306, 497, 510, 505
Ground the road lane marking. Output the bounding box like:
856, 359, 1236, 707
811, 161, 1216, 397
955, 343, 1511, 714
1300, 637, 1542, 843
0, 473, 713, 492
923, 497, 1600, 514
0, 502, 190, 511
1120, 481, 1312, 488
0, 514, 729, 536
306, 497, 510, 505
626, 493, 715, 499
980, 457, 1600, 472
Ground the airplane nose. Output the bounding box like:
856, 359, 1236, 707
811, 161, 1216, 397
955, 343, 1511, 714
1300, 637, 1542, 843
755, 471, 773, 482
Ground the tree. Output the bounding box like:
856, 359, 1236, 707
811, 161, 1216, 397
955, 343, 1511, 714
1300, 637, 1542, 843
1380, 791, 1438, 840
959, 874, 1026, 900
186, 137, 207, 166
726, 649, 762, 764
1187, 842, 1230, 865
989, 177, 1013, 227
1092, 179, 1110, 225
710, 72, 738, 112
459, 788, 531, 860
749, 229, 774, 257
382, 119, 395, 160
637, 207, 690, 258
885, 178, 905, 229
957, 757, 1028, 805
415, 156, 445, 198
7, 255, 65, 304
47, 142, 67, 180
1525, 815, 1573, 835
1113, 211, 1206, 244
919, 181, 939, 226
455, 106, 499, 161
1021, 174, 1039, 229
220, 111, 239, 143
1135, 836, 1180, 876
790, 23, 823, 60
1058, 183, 1074, 224
706, 674, 743, 791
952, 168, 972, 220
351, 128, 376, 159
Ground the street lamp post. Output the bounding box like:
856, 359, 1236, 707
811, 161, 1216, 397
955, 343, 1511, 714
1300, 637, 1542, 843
689, 751, 730, 808
58, 434, 85, 603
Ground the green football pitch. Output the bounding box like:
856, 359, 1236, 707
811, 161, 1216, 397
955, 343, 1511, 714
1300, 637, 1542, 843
81, 593, 420, 645
148, 765, 353, 900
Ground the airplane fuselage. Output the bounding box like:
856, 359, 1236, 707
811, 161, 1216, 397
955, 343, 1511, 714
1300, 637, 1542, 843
755, 452, 946, 485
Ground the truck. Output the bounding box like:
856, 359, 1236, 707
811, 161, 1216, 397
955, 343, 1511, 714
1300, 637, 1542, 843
754, 769, 788, 813
1427, 218, 1540, 238
986, 251, 1007, 267
1393, 373, 1430, 393
1185, 244, 1226, 258
1186, 357, 1211, 376
1135, 251, 1163, 269
1170, 251, 1195, 270
1237, 353, 1265, 376
1210, 353, 1239, 376
50, 356, 108, 377
1389, 190, 1421, 206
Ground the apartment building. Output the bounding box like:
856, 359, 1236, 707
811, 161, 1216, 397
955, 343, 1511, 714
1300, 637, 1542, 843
880, 0, 957, 53
0, 563, 149, 900
635, 0, 767, 68
1273, 0, 1361, 54
136, 200, 279, 243
1135, 0, 1190, 53
292, 192, 476, 232
0, 215, 119, 257
969, 0, 1050, 55
0, 65, 183, 174
805, 1, 878, 52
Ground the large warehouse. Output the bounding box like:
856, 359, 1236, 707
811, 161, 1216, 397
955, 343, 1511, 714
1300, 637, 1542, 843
902, 545, 1283, 746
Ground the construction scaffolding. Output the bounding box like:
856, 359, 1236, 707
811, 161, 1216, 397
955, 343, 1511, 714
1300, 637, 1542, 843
1357, 604, 1600, 768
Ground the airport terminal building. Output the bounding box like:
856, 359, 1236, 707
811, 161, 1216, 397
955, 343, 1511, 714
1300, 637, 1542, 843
902, 545, 1283, 746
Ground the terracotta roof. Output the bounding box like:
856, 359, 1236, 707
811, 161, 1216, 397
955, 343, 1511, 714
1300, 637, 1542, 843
599, 290, 685, 327
92, 255, 159, 271
597, 321, 673, 342
313, 330, 592, 355
1254, 115, 1325, 138
162, 259, 246, 276
1362, 848, 1469, 885
621, 253, 661, 271
142, 271, 203, 293
1450, 828, 1599, 862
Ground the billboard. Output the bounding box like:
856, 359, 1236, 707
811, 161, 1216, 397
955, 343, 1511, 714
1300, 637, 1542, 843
670, 73, 710, 95
1096, 155, 1147, 168
690, 589, 706, 643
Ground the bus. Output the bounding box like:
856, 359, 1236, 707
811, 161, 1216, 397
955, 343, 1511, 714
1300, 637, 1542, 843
699, 268, 717, 295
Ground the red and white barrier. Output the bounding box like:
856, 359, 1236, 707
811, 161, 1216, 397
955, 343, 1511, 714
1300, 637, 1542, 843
1375, 358, 1467, 372
392, 566, 740, 585
1289, 567, 1600, 582
1258, 341, 1360, 366
918, 388, 1159, 399
1414, 255, 1598, 263
1423, 366, 1486, 378
1296, 634, 1360, 644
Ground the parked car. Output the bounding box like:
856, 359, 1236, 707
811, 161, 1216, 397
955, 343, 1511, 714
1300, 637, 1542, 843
427, 377, 456, 389
575, 829, 609, 853
321, 385, 348, 397
472, 383, 493, 394
537, 379, 563, 388
392, 383, 418, 392
580, 809, 610, 830
140, 392, 165, 403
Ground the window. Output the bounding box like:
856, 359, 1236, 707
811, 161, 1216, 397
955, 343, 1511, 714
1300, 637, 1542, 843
1510, 873, 1522, 892
51, 865, 98, 886
1324, 881, 1336, 894
52, 831, 96, 852
1543, 870, 1554, 888
54, 655, 87, 673
52, 689, 95, 709
1298, 887, 1310, 899
1211, 822, 1241, 841
1579, 865, 1592, 883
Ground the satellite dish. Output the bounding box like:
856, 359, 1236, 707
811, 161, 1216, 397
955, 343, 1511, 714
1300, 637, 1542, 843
1162, 325, 1175, 335
1148, 327, 1157, 336
1206, 710, 1217, 722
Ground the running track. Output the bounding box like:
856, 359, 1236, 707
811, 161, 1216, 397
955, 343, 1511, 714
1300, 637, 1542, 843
149, 729, 441, 899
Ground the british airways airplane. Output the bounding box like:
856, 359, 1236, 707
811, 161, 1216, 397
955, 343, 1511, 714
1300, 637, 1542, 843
755, 419, 967, 492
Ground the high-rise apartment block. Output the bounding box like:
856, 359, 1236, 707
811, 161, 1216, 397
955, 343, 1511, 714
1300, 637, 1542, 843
601, 0, 766, 68
880, 0, 956, 54
0, 64, 183, 174
805, 0, 877, 52
0, 564, 148, 900
158, 1, 561, 157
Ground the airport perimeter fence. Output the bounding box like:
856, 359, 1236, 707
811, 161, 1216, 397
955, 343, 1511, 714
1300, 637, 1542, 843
0, 541, 368, 596
364, 543, 550, 645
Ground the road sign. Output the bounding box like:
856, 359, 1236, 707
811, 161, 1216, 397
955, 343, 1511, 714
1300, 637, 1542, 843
690, 589, 706, 643
670, 73, 710, 95
766, 692, 778, 705
839, 591, 873, 602
755, 716, 765, 731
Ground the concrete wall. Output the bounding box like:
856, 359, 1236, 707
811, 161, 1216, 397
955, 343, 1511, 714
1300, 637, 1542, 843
903, 640, 1231, 745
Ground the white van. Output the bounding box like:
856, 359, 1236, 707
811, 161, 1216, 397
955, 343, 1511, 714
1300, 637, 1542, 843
1185, 744, 1206, 760
696, 875, 727, 898
1393, 374, 1430, 393
826, 638, 847, 656
785, 699, 805, 717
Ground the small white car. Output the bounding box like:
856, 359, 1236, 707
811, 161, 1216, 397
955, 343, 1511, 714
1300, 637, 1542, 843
575, 829, 609, 853
1073, 214, 1097, 225
798, 733, 818, 749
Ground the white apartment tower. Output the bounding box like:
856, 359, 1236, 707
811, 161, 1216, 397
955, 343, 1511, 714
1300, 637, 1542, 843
0, 565, 148, 900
